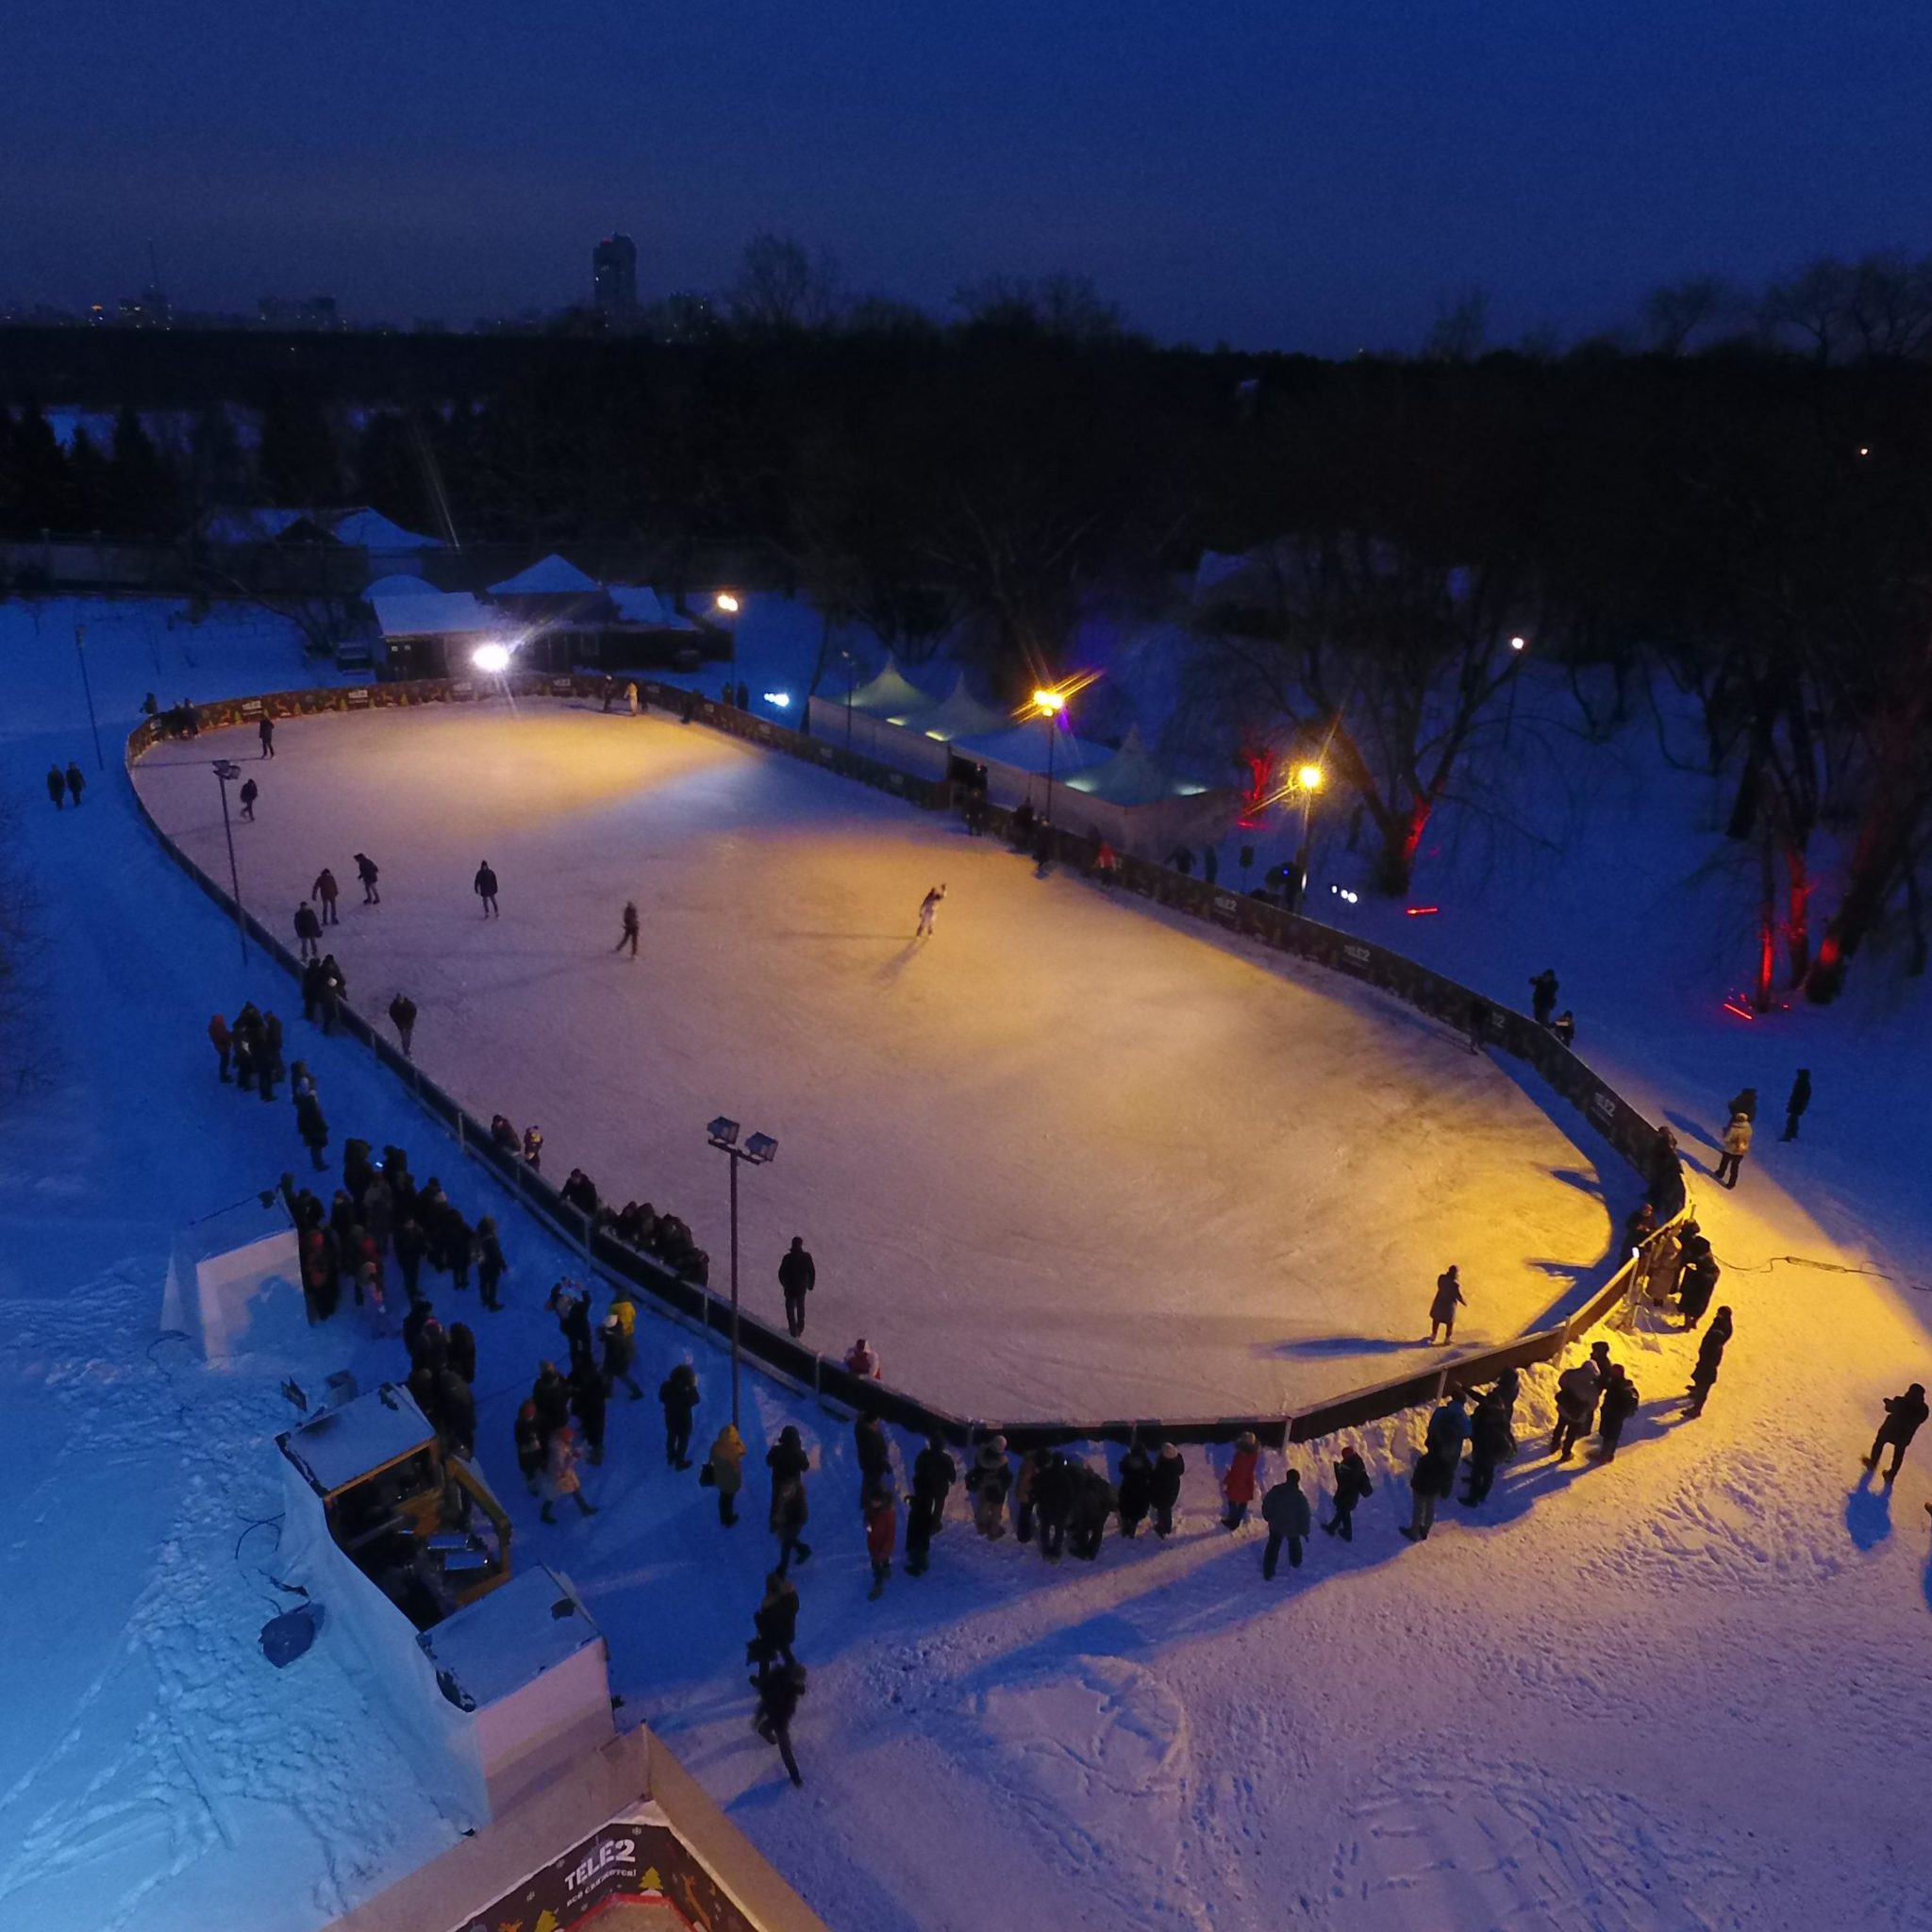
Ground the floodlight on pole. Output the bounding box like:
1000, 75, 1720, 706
473, 642, 512, 675
1509, 635, 1527, 652
706, 1114, 776, 1425
1291, 762, 1324, 910
211, 759, 248, 965
1033, 686, 1069, 832
715, 592, 741, 614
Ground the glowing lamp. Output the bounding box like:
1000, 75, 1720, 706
472, 642, 511, 674
715, 592, 741, 614
1509, 635, 1526, 651
1033, 688, 1067, 715
1295, 763, 1324, 791
762, 691, 791, 708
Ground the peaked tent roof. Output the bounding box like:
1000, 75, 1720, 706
1063, 726, 1190, 807
847, 655, 939, 719
488, 553, 601, 595
907, 671, 1008, 742
952, 720, 1110, 777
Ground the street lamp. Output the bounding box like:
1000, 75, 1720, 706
472, 641, 512, 675
1291, 762, 1324, 910
838, 647, 858, 751
706, 1116, 778, 1426
74, 625, 104, 771
211, 759, 248, 965
715, 593, 741, 692
1033, 687, 1067, 826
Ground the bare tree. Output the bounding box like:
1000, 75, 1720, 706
1844, 252, 1932, 361
1422, 288, 1490, 362
1759, 258, 1856, 363
727, 232, 842, 333
1641, 275, 1739, 356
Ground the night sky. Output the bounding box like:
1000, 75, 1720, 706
8, 1, 1928, 350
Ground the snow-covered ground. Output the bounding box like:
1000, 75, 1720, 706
1, 597, 1928, 1932
132, 700, 1616, 1420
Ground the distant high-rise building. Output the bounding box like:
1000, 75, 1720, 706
592, 233, 639, 324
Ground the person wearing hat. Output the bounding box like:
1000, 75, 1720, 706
754, 1571, 800, 1669
707, 1423, 747, 1525
1260, 1468, 1312, 1578
600, 1309, 641, 1399
1222, 1432, 1260, 1530
1685, 1307, 1733, 1418
907, 1434, 957, 1575
966, 1438, 1011, 1539
541, 1424, 598, 1523
1150, 1441, 1185, 1538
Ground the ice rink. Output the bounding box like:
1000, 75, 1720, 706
134, 700, 1618, 1418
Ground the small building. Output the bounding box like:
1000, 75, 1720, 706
366, 577, 511, 680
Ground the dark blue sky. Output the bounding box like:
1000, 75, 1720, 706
8, 1, 1928, 349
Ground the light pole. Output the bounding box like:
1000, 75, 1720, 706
1503, 634, 1527, 750
212, 759, 248, 965
716, 593, 741, 696
707, 1116, 778, 1427
838, 647, 858, 751
1291, 761, 1324, 910
74, 625, 104, 771
1032, 687, 1067, 826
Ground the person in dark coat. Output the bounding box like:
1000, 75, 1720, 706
470, 1215, 503, 1310
513, 1401, 545, 1493
570, 1359, 608, 1464
658, 1362, 699, 1468
447, 1320, 476, 1385
312, 867, 340, 924
854, 1412, 891, 1507
1428, 1265, 1465, 1344
389, 993, 416, 1058
530, 1361, 572, 1443
1528, 968, 1558, 1024
1401, 1446, 1454, 1541
1551, 1358, 1600, 1461
295, 1086, 329, 1171
46, 764, 66, 808
474, 860, 499, 917
1593, 1365, 1641, 1460
1551, 1010, 1576, 1048
1678, 1251, 1721, 1329
523, 1124, 542, 1170
1324, 1446, 1373, 1539
771, 1471, 812, 1574
1116, 1443, 1154, 1539
1260, 1469, 1312, 1577
1466, 995, 1491, 1054
1863, 1384, 1929, 1485
1068, 1468, 1117, 1559
1685, 1307, 1733, 1417
355, 852, 380, 904
1149, 1441, 1185, 1538
444, 1210, 473, 1292
751, 1656, 806, 1788
300, 956, 326, 1020
615, 900, 640, 956
755, 1571, 800, 1669
907, 1434, 956, 1576
1781, 1070, 1811, 1141
411, 1313, 450, 1379
966, 1438, 1011, 1538
401, 1295, 433, 1361
290, 900, 321, 961
1463, 1388, 1516, 1504
765, 1422, 810, 1497
600, 1313, 641, 1398
408, 1364, 443, 1434
777, 1236, 815, 1338
239, 776, 258, 820
1725, 1086, 1758, 1124
258, 714, 275, 758
392, 1216, 426, 1303
1034, 1453, 1074, 1561
548, 1282, 595, 1374
435, 1369, 476, 1458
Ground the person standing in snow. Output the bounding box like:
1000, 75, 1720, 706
1402, 1446, 1453, 1541
1463, 1387, 1516, 1505
600, 1312, 641, 1399
64, 762, 85, 806
1116, 1441, 1154, 1539
1428, 1265, 1466, 1345
1067, 1468, 1117, 1559
1685, 1307, 1733, 1418
355, 853, 380, 904
1725, 1086, 1758, 1124
915, 883, 946, 939
778, 1236, 815, 1338
1713, 1112, 1753, 1189
1551, 1357, 1601, 1461
208, 1012, 232, 1082
312, 866, 340, 924
239, 776, 258, 820
706, 1423, 746, 1526
1425, 1392, 1470, 1479
1260, 1469, 1311, 1578
522, 1124, 542, 1171
1150, 1441, 1185, 1538
292, 900, 322, 960
1862, 1384, 1929, 1486
258, 714, 275, 758
854, 1411, 892, 1508
751, 1656, 806, 1788
907, 1434, 956, 1576
541, 1424, 598, 1522
615, 901, 640, 956
659, 1362, 699, 1469
1781, 1070, 1811, 1141
46, 763, 67, 808
1222, 1431, 1260, 1530
966, 1438, 1011, 1539
1593, 1365, 1641, 1460
1528, 968, 1559, 1025
1034, 1452, 1074, 1559
863, 1486, 897, 1599
475, 1216, 506, 1310
474, 860, 499, 917
1324, 1447, 1373, 1540
754, 1570, 800, 1669
1677, 1245, 1721, 1329
388, 992, 416, 1058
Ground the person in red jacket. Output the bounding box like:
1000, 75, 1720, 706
311, 867, 340, 925
1222, 1431, 1259, 1530
208, 1013, 232, 1082
863, 1485, 897, 1600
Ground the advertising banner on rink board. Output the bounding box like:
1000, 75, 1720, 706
452, 1815, 762, 1932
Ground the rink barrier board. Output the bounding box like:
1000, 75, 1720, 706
126, 692, 1684, 1458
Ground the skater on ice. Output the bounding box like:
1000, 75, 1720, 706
1862, 1383, 1928, 1486
312, 866, 340, 924
355, 852, 380, 904
1428, 1264, 1465, 1344
239, 776, 258, 819
915, 882, 946, 938
475, 859, 499, 917
615, 900, 640, 956
778, 1235, 814, 1337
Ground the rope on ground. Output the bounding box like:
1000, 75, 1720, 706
1717, 1252, 1932, 1295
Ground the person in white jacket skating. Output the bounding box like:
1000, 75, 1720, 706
916, 883, 947, 939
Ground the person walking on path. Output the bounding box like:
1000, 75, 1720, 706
966, 1438, 1011, 1540
1401, 1446, 1454, 1541
541, 1424, 598, 1522
239, 776, 258, 820
1593, 1365, 1641, 1461
754, 1571, 800, 1669
907, 1435, 957, 1576
1862, 1384, 1929, 1486
1260, 1469, 1312, 1578
1781, 1070, 1812, 1141
474, 860, 499, 917
388, 993, 416, 1058
208, 1012, 232, 1083
1222, 1431, 1260, 1530
258, 714, 275, 758
751, 1656, 806, 1788
915, 883, 946, 939
1713, 1111, 1753, 1189
1685, 1307, 1734, 1417
355, 853, 379, 904
1150, 1441, 1184, 1538
863, 1486, 897, 1599
1529, 968, 1558, 1025
1323, 1448, 1373, 1540
659, 1363, 699, 1469
771, 1473, 812, 1574
293, 902, 322, 960
64, 762, 85, 806
1428, 1265, 1465, 1345
615, 901, 640, 956
46, 764, 66, 808
706, 1423, 746, 1525
854, 1412, 892, 1508
778, 1236, 814, 1338
312, 867, 340, 924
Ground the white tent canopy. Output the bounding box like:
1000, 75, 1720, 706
906, 671, 1008, 744
847, 656, 938, 719
488, 554, 601, 596
1063, 726, 1201, 807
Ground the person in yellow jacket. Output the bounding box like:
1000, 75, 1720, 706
707, 1423, 746, 1527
